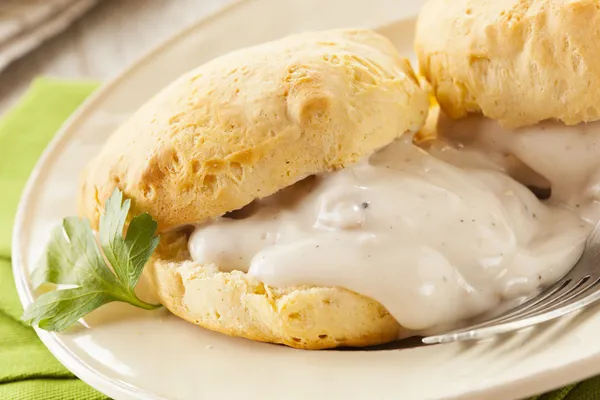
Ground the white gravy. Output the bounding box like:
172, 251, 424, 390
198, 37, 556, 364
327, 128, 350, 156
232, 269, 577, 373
188, 116, 600, 333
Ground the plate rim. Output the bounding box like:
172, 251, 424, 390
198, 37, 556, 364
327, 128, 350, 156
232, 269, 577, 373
11, 1, 600, 399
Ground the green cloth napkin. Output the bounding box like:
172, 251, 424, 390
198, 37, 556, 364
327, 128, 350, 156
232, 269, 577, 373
0, 78, 107, 400
1, 77, 600, 400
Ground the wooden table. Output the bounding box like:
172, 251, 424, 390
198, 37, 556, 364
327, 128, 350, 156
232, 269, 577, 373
0, 0, 232, 114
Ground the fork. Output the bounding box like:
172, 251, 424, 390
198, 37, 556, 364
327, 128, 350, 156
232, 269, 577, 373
422, 221, 600, 344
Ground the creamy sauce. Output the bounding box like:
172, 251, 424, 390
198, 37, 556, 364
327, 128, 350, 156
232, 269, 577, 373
430, 116, 600, 222
188, 116, 600, 333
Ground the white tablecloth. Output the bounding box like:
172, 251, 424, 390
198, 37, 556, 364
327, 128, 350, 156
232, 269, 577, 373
0, 0, 97, 72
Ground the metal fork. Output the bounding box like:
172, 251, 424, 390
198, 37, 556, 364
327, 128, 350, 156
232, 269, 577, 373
423, 221, 600, 344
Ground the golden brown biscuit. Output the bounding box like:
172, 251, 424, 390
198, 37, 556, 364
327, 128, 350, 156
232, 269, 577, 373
146, 262, 403, 349
80, 29, 428, 232
81, 29, 428, 349
415, 0, 600, 128
142, 230, 405, 349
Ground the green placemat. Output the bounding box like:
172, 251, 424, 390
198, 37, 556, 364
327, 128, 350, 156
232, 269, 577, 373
0, 78, 107, 400
0, 77, 598, 400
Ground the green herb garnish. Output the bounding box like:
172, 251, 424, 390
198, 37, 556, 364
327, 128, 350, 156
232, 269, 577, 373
22, 189, 161, 331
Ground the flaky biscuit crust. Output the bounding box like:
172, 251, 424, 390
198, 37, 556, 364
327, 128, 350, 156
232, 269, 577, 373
141, 227, 406, 349
146, 258, 405, 349
81, 29, 429, 348
79, 29, 428, 231
416, 0, 600, 128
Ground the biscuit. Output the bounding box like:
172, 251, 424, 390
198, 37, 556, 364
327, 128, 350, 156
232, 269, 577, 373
415, 0, 600, 128
80, 29, 428, 348
80, 29, 428, 231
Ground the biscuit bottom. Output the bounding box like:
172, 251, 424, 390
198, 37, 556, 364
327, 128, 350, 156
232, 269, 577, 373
145, 257, 405, 349
143, 230, 405, 349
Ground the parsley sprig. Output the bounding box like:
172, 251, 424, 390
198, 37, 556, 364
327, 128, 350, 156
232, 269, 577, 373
22, 189, 161, 331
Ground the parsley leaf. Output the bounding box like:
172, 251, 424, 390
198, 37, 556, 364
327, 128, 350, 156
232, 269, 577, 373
100, 190, 160, 295
22, 189, 161, 332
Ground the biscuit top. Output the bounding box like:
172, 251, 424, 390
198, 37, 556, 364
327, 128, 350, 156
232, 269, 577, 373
78, 29, 429, 231
416, 0, 600, 128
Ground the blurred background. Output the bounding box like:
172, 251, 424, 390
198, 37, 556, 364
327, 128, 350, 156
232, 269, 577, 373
0, 0, 232, 114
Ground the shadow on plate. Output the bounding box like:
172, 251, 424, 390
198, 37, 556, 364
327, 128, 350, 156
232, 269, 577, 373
329, 335, 427, 352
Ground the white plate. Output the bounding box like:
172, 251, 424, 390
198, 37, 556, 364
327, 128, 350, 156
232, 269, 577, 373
12, 0, 600, 399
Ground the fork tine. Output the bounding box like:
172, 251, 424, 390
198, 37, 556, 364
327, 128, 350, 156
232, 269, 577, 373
512, 276, 600, 320
423, 280, 600, 344
426, 246, 593, 333
435, 277, 578, 333
489, 276, 594, 324
422, 222, 600, 345
423, 290, 600, 344
422, 276, 600, 344
463, 256, 593, 327
482, 279, 573, 324
476, 244, 600, 326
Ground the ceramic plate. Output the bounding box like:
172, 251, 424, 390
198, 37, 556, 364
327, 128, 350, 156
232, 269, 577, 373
12, 0, 600, 399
